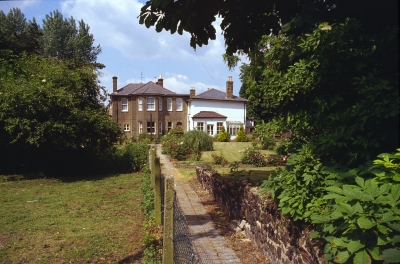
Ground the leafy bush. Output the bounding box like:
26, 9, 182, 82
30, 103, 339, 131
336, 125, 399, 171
261, 147, 400, 263
252, 121, 277, 150
98, 140, 149, 173
236, 125, 248, 142
161, 130, 212, 160
140, 166, 162, 264
217, 126, 230, 142
211, 152, 228, 166
184, 130, 213, 152
259, 145, 340, 221
310, 149, 400, 264
241, 148, 266, 167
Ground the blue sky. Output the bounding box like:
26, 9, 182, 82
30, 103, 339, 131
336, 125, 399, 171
1, 0, 247, 97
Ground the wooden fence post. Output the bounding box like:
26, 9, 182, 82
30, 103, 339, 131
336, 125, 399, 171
163, 175, 174, 264
154, 156, 162, 225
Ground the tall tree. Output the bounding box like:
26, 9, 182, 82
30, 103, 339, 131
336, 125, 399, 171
0, 8, 42, 58
0, 55, 122, 174
139, 0, 398, 55
40, 10, 101, 63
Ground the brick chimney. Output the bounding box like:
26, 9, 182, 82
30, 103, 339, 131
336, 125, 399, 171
112, 76, 118, 93
190, 87, 196, 98
157, 74, 163, 87
226, 76, 233, 99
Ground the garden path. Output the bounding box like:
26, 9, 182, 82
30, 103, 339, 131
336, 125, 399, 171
156, 144, 242, 264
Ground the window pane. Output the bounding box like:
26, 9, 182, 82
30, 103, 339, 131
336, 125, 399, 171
167, 98, 172, 111
122, 98, 128, 112
159, 98, 162, 111
138, 98, 142, 111
147, 97, 155, 110
176, 98, 182, 111
147, 122, 155, 133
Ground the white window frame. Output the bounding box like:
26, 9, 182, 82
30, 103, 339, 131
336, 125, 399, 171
176, 98, 182, 111
167, 122, 173, 132
147, 97, 155, 111
197, 122, 204, 131
159, 97, 162, 111
228, 124, 241, 136
217, 122, 223, 134
121, 98, 128, 112
138, 98, 143, 111
207, 124, 214, 135
138, 122, 143, 133
123, 124, 130, 131
159, 121, 162, 134
167, 98, 172, 111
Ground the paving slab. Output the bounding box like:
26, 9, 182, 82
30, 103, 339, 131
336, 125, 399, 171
156, 144, 241, 264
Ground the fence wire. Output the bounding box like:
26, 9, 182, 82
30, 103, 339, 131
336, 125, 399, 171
173, 194, 206, 264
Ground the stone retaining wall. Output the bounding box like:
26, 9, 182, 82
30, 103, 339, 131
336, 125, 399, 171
195, 165, 325, 264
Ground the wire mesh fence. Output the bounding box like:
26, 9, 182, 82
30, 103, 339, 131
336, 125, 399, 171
173, 193, 209, 264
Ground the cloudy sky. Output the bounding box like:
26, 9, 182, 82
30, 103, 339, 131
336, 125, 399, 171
1, 0, 248, 96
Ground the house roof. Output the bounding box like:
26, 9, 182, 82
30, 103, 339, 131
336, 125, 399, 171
114, 81, 176, 96
192, 88, 247, 102
192, 111, 227, 118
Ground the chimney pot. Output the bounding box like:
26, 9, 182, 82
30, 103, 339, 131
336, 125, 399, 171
157, 74, 164, 87
112, 76, 118, 93
190, 87, 196, 98
226, 76, 233, 99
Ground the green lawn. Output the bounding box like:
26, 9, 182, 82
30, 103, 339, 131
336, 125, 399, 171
175, 142, 278, 184
0, 173, 144, 263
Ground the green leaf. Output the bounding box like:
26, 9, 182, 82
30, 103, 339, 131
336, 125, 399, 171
325, 186, 344, 194
381, 213, 399, 223
357, 217, 376, 229
367, 247, 382, 260
381, 248, 400, 263
334, 250, 350, 263
347, 240, 364, 254
376, 224, 389, 235
387, 222, 400, 232
355, 176, 365, 188
353, 249, 371, 264
331, 238, 347, 248
309, 231, 320, 239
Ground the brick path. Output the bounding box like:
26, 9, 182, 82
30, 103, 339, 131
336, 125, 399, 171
156, 144, 241, 264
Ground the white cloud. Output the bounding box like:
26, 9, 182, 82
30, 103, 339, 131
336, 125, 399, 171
59, 0, 244, 94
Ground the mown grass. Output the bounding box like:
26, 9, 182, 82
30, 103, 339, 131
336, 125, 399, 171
174, 142, 278, 184
0, 173, 144, 263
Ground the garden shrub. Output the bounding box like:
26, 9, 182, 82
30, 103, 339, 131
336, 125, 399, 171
241, 148, 267, 167
236, 125, 248, 142
211, 152, 228, 166
260, 147, 400, 263
217, 126, 230, 142
310, 149, 400, 264
184, 130, 213, 152
161, 130, 212, 160
252, 121, 278, 150
98, 140, 149, 173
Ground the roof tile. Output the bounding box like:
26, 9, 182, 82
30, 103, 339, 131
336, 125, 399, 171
192, 111, 227, 118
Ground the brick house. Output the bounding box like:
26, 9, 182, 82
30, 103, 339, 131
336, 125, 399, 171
109, 75, 189, 139
109, 75, 248, 140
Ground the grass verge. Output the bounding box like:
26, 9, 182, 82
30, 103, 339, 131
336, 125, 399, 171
0, 173, 144, 263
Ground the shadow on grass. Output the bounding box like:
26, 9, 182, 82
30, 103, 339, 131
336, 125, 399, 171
118, 250, 144, 264
0, 172, 136, 183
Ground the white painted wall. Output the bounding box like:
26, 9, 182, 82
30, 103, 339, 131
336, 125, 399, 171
187, 99, 247, 139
